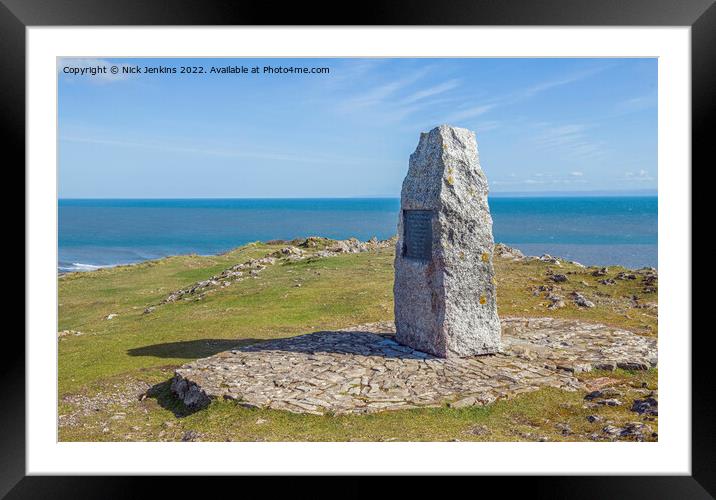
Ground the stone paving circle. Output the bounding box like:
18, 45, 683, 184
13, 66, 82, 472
171, 317, 657, 415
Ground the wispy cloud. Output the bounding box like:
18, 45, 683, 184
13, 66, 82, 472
442, 104, 497, 123
399, 79, 461, 105
518, 65, 610, 99
616, 90, 657, 113
60, 136, 369, 165
439, 64, 610, 127
625, 169, 654, 181
532, 123, 606, 160
340, 67, 431, 110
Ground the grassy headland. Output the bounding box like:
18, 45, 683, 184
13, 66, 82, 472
58, 238, 657, 441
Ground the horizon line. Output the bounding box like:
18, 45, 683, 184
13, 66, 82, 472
59, 190, 658, 200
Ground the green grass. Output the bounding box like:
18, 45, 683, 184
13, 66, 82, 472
58, 242, 657, 441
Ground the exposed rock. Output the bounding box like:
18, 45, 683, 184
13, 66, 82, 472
105, 313, 118, 320
556, 423, 572, 436
585, 387, 622, 400
181, 430, 201, 442
58, 330, 84, 338
546, 293, 566, 310
450, 396, 477, 409
467, 425, 490, 436
533, 284, 554, 296
394, 125, 501, 357
599, 279, 616, 286
538, 254, 558, 264
494, 243, 525, 260
276, 246, 303, 257
59, 378, 153, 429
616, 272, 637, 280
571, 292, 595, 308
170, 376, 210, 410
584, 377, 620, 391
592, 267, 609, 277
602, 422, 654, 441
631, 396, 658, 416
597, 398, 623, 407
550, 274, 568, 283
585, 390, 604, 401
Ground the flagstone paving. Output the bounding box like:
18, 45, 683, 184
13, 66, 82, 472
171, 317, 657, 415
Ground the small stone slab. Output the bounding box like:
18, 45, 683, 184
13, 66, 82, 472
171, 317, 657, 415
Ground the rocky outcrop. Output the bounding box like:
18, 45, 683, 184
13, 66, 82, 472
493, 243, 525, 260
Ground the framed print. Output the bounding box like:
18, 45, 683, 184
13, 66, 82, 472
7, 0, 711, 496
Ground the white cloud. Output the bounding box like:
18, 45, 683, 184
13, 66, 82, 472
625, 169, 654, 181
340, 67, 431, 110
518, 65, 610, 99
440, 65, 608, 127
532, 123, 606, 160
617, 90, 657, 113
570, 171, 584, 176
442, 104, 497, 123
400, 79, 461, 105
60, 135, 372, 165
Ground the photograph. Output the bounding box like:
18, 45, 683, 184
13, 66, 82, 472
57, 56, 660, 443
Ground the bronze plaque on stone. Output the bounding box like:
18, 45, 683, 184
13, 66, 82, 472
403, 210, 433, 261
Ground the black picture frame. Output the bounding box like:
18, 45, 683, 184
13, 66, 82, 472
6, 0, 708, 497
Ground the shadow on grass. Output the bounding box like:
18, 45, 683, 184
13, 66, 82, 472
127, 338, 261, 359
129, 331, 432, 361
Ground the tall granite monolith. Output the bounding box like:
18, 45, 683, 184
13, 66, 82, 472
393, 125, 501, 358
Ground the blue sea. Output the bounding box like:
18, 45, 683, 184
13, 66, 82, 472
58, 197, 657, 272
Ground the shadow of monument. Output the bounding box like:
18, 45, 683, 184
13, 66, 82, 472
235, 330, 432, 360
127, 338, 261, 359
129, 330, 430, 362
138, 330, 431, 417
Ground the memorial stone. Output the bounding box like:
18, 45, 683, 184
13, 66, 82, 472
393, 125, 501, 357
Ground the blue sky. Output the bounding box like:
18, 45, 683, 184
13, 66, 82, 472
58, 57, 657, 198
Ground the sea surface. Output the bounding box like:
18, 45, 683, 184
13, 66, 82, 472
58, 197, 657, 272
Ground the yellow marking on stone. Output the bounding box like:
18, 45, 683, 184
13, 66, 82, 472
479, 294, 487, 305
481, 252, 490, 262
446, 175, 454, 185
459, 251, 465, 260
